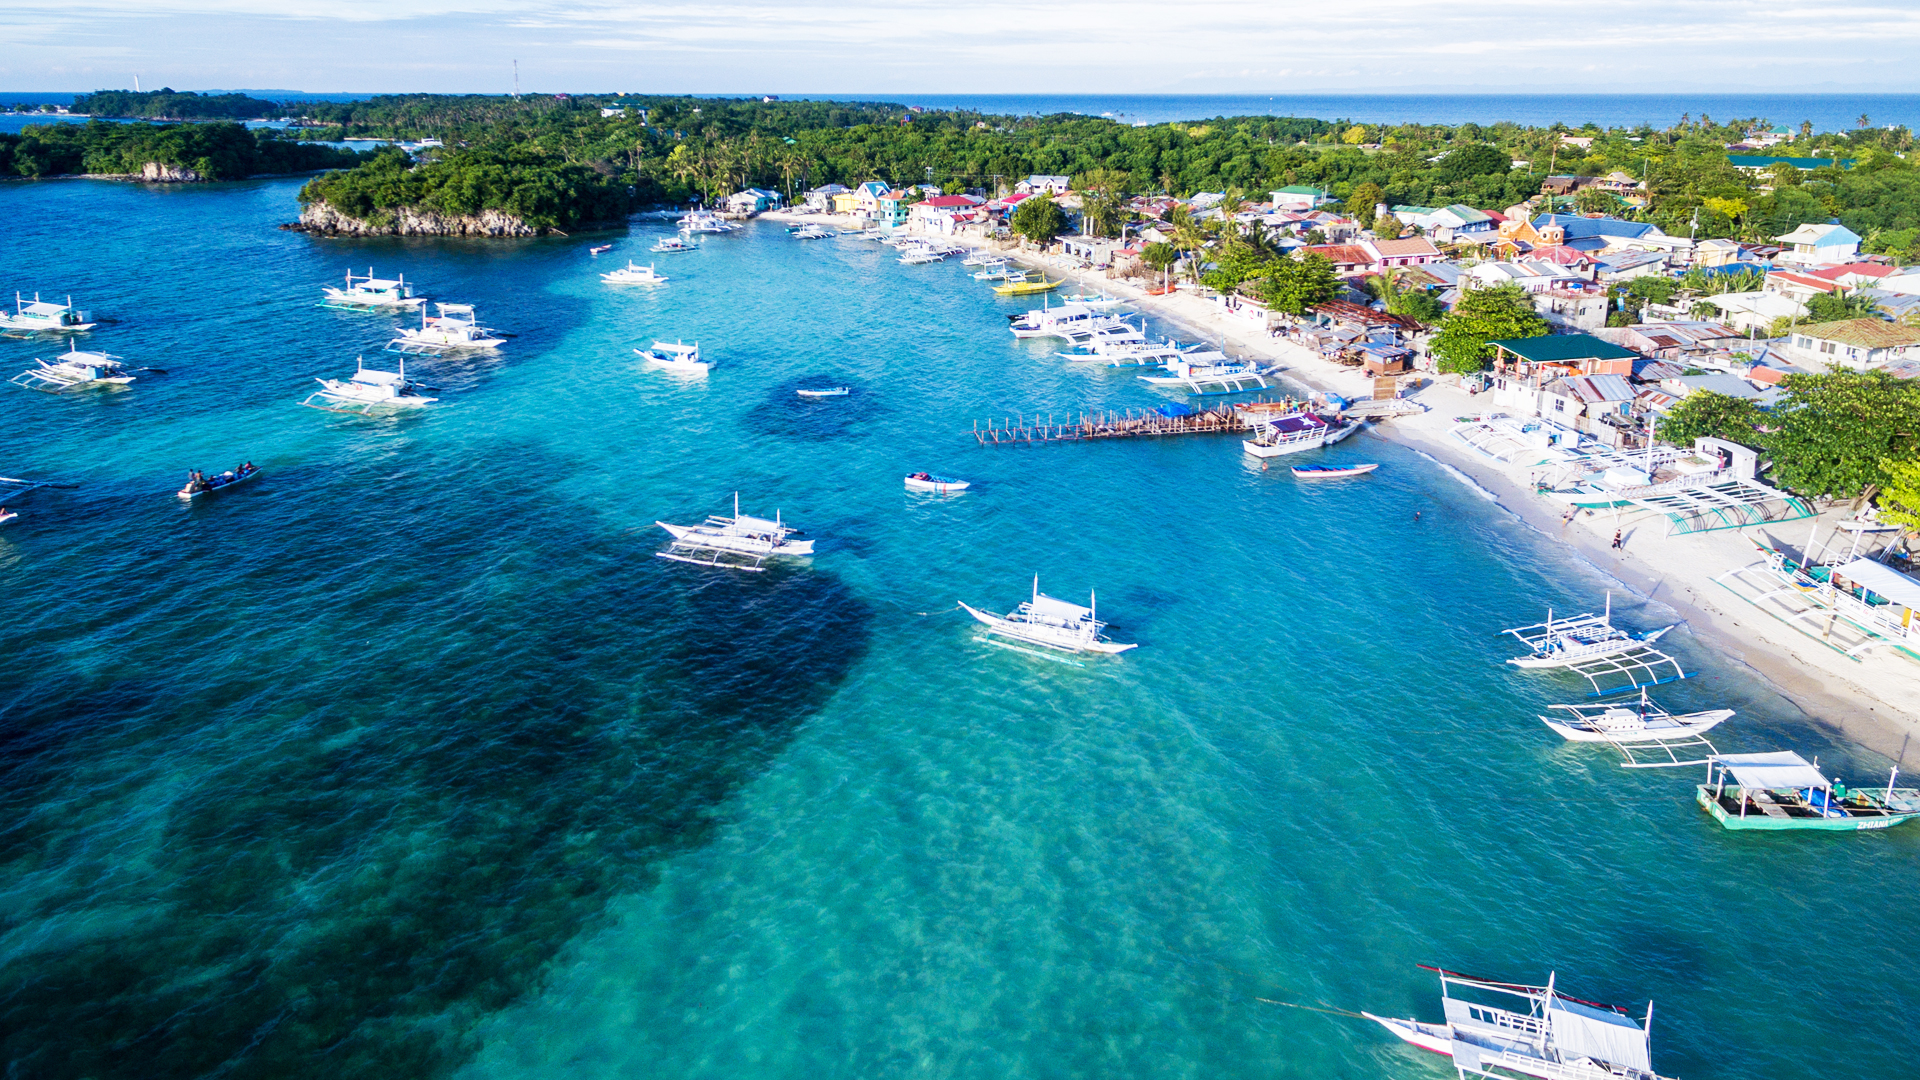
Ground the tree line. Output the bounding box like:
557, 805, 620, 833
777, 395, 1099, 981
0, 120, 367, 180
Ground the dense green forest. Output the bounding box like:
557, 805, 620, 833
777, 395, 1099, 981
68, 89, 285, 121
297, 146, 634, 231
0, 121, 368, 179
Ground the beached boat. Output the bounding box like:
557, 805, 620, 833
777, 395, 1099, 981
638, 340, 708, 376
1366, 966, 1675, 1080
1292, 463, 1378, 479
898, 250, 943, 265
1698, 751, 1920, 831
319, 269, 426, 311
302, 356, 438, 413
602, 261, 669, 285
1504, 596, 1689, 696
958, 577, 1137, 655
388, 303, 505, 354
993, 277, 1063, 296
904, 472, 969, 494
655, 493, 813, 571
796, 386, 849, 398
10, 343, 136, 392
651, 235, 698, 253
0, 292, 95, 333
177, 463, 262, 499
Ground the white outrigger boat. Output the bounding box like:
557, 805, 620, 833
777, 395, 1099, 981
0, 292, 95, 333
302, 356, 438, 414
388, 303, 505, 354
1242, 412, 1357, 457
793, 225, 834, 240
601, 261, 669, 285
904, 472, 969, 494
652, 235, 698, 253
1140, 355, 1271, 395
1367, 966, 1675, 1080
655, 493, 813, 571
638, 340, 708, 376
677, 210, 739, 234
319, 269, 426, 311
1009, 302, 1107, 339
1542, 688, 1732, 767
1504, 595, 1687, 695
1058, 290, 1127, 310
178, 463, 262, 499
10, 342, 137, 392
958, 577, 1137, 655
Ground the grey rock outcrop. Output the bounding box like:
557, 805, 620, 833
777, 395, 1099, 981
290, 201, 540, 237
138, 161, 202, 183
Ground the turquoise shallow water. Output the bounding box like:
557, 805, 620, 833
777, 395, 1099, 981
2, 179, 1917, 1080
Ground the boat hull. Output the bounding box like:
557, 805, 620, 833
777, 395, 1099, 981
904, 476, 969, 494
957, 601, 1137, 654
178, 468, 262, 500
1363, 1013, 1453, 1056
1242, 436, 1326, 458
1543, 709, 1732, 742
656, 521, 813, 556
1697, 786, 1920, 831
1292, 464, 1378, 479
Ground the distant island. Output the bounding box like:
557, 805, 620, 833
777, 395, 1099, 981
0, 118, 368, 182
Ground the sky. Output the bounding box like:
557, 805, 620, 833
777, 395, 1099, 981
3, 0, 1920, 94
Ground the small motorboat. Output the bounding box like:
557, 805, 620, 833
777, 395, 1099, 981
589, 244, 614, 254
178, 463, 262, 499
0, 508, 17, 526
1291, 463, 1379, 479
602, 261, 668, 285
638, 340, 708, 376
796, 387, 849, 398
904, 472, 970, 494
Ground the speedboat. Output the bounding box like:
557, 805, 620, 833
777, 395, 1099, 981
320, 269, 425, 311
1291, 463, 1378, 479
638, 340, 708, 376
388, 303, 505, 353
796, 386, 849, 398
602, 261, 669, 285
652, 236, 698, 253
10, 342, 136, 392
589, 244, 614, 254
178, 463, 262, 499
0, 292, 95, 333
656, 493, 813, 571
904, 472, 969, 494
302, 356, 438, 413
958, 576, 1137, 654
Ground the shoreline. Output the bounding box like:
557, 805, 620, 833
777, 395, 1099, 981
758, 209, 1920, 762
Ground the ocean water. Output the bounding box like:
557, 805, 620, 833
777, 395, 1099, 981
1, 178, 1917, 1080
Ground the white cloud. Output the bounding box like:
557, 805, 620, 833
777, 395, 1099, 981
0, 1, 1917, 92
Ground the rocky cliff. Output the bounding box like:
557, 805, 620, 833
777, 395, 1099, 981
139, 161, 202, 183
287, 201, 541, 237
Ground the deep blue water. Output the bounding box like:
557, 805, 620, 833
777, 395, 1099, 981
2, 177, 1917, 1080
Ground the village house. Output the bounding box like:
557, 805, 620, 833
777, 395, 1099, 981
724, 187, 784, 214
1592, 249, 1669, 283
875, 191, 910, 226
1386, 203, 1498, 243
1489, 333, 1642, 376
1598, 321, 1745, 361
1728, 154, 1856, 175
1773, 222, 1862, 266
1778, 318, 1920, 371
1703, 290, 1808, 335
1693, 238, 1746, 267
804, 183, 852, 212
1360, 236, 1442, 269
1271, 186, 1333, 211
1015, 174, 1071, 196
1304, 243, 1375, 276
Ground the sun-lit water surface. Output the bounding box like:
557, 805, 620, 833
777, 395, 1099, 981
1, 178, 1915, 1080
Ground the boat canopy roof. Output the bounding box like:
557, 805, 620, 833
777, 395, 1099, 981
1832, 558, 1920, 609
436, 303, 475, 315
353, 367, 407, 386
20, 300, 72, 316
1546, 995, 1650, 1071
355, 277, 403, 290
1029, 594, 1091, 622
1713, 751, 1828, 789
733, 514, 784, 534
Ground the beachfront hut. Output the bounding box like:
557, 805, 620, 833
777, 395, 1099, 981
1488, 333, 1641, 376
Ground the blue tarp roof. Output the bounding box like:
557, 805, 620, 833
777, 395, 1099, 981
1155, 402, 1195, 417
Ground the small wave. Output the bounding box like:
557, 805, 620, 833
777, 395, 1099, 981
1412, 450, 1501, 503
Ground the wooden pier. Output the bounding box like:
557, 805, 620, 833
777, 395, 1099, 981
971, 405, 1258, 445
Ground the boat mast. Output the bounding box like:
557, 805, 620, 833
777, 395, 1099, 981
1539, 972, 1556, 1057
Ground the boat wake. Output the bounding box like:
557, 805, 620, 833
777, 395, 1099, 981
1412, 450, 1500, 503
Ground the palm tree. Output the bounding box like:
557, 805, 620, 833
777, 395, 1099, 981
1168, 206, 1210, 284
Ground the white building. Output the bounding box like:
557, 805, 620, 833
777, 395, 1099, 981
1777, 318, 1920, 371
1016, 175, 1071, 196
1773, 223, 1862, 267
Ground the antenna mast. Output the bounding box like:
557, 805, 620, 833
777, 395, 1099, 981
513, 60, 520, 100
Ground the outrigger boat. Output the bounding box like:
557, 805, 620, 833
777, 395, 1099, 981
655, 493, 814, 571
302, 356, 438, 414
10, 343, 137, 392
904, 472, 969, 494
319, 269, 426, 311
1242, 412, 1355, 458
388, 303, 505, 353
1504, 595, 1687, 695
793, 225, 834, 240
0, 292, 95, 333
1697, 752, 1920, 831
1542, 688, 1732, 767
651, 235, 698, 253
178, 463, 262, 499
1366, 966, 1674, 1080
958, 576, 1137, 655
1292, 463, 1378, 479
602, 261, 669, 285
638, 340, 709, 376
1140, 355, 1271, 395
796, 386, 849, 398
993, 277, 1063, 296
1057, 290, 1127, 310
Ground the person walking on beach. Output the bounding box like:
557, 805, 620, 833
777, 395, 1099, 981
1611, 529, 1624, 550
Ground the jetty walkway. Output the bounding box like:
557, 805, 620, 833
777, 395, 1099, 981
969, 397, 1422, 446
